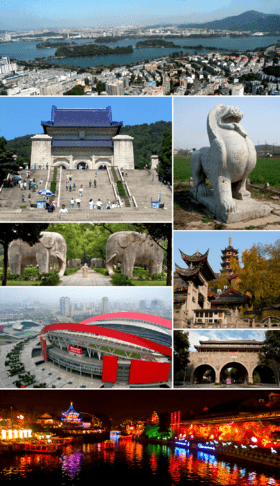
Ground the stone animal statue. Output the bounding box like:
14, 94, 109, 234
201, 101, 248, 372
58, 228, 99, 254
106, 231, 164, 277
8, 232, 67, 278
191, 104, 256, 214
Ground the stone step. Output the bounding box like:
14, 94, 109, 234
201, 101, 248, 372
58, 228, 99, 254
0, 170, 50, 209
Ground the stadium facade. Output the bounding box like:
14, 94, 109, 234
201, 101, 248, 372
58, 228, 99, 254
40, 312, 172, 387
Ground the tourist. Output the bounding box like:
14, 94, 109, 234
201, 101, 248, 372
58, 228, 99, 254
89, 180, 92, 187
70, 173, 72, 181
76, 198, 81, 208
21, 195, 24, 202
69, 183, 72, 192
23, 181, 27, 190
40, 179, 43, 185
106, 199, 111, 209
94, 179, 97, 188
121, 168, 124, 177
95, 170, 97, 178
70, 198, 74, 209
89, 199, 94, 209
34, 163, 36, 170
79, 186, 83, 197
59, 205, 68, 213
96, 199, 102, 209
28, 181, 32, 190
67, 174, 70, 180
152, 174, 154, 181
125, 172, 128, 177
73, 183, 76, 190
46, 163, 48, 170
66, 183, 68, 191
48, 203, 55, 213
120, 199, 124, 207
28, 193, 31, 200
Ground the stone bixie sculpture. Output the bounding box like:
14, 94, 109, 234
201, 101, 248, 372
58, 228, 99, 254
190, 104, 271, 223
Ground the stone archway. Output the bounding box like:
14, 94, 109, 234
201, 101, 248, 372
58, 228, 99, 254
95, 159, 111, 169
192, 364, 216, 384
53, 158, 70, 169
73, 155, 93, 170
219, 361, 249, 385
253, 365, 276, 384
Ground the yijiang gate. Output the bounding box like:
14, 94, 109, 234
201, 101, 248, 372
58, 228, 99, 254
189, 339, 276, 385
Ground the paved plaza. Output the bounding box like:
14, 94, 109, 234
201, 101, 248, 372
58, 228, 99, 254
59, 268, 112, 286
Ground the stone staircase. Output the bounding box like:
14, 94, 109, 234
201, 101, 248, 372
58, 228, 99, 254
124, 170, 172, 209
0, 169, 49, 210
58, 169, 116, 209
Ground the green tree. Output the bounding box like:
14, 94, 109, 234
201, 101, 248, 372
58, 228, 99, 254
259, 330, 280, 385
0, 224, 48, 286
157, 130, 172, 184
174, 331, 190, 377
0, 137, 19, 185
132, 223, 172, 286
63, 85, 85, 96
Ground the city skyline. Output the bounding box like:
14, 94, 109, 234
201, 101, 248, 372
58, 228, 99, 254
0, 287, 172, 305
1, 2, 280, 30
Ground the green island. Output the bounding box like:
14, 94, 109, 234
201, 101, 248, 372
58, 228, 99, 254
36, 41, 76, 49
55, 43, 133, 58
135, 39, 182, 48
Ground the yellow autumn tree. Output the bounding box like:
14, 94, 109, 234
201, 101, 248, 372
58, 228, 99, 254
230, 243, 280, 308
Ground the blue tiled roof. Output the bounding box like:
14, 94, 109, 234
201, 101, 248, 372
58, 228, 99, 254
42, 105, 123, 129
52, 140, 113, 147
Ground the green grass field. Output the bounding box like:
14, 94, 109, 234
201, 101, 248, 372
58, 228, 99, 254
174, 155, 280, 188
174, 155, 192, 182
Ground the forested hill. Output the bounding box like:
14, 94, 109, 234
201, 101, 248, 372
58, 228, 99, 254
6, 121, 171, 169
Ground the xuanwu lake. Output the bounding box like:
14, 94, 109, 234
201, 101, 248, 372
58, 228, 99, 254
0, 36, 279, 68
0, 439, 280, 486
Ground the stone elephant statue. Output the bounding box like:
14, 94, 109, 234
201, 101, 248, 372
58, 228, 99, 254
8, 231, 67, 278
106, 231, 164, 277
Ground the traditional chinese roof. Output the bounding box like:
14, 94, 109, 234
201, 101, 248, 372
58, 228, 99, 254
174, 263, 205, 287
178, 249, 216, 282
42, 105, 123, 131
211, 288, 251, 306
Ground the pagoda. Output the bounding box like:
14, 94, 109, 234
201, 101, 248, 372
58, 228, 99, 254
61, 402, 82, 426
174, 248, 217, 326
221, 235, 239, 276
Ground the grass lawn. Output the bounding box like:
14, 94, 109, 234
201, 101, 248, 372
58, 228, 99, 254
131, 281, 167, 286
174, 155, 280, 189
0, 280, 43, 286
174, 155, 192, 182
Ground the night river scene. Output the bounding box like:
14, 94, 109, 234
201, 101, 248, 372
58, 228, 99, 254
0, 390, 280, 485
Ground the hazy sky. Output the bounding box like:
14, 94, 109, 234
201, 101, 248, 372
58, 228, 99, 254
174, 230, 280, 273
0, 286, 172, 304
181, 329, 266, 351
174, 97, 280, 149
1, 98, 171, 141
1, 0, 280, 30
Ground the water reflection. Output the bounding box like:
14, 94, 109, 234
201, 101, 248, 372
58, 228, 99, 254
0, 439, 280, 485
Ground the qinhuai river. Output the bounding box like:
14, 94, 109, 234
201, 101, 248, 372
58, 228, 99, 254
0, 36, 279, 68
0, 440, 280, 486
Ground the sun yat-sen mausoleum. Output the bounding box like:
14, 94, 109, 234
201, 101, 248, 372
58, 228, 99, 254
30, 105, 135, 170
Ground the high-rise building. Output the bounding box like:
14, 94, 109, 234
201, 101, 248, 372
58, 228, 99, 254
102, 297, 109, 314
59, 297, 71, 315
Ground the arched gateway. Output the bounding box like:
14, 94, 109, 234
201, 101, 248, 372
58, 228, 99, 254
189, 339, 276, 385
30, 106, 135, 171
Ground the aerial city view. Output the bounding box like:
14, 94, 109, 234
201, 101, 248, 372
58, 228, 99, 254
1, 0, 280, 484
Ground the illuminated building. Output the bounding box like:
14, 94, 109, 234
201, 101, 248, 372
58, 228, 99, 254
61, 403, 82, 425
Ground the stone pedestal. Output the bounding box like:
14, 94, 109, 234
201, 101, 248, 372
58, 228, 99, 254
113, 135, 134, 169
30, 134, 52, 169
189, 189, 272, 223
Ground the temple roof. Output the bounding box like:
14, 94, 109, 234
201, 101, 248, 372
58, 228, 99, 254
179, 248, 209, 263
221, 246, 239, 255
198, 339, 263, 345
52, 140, 113, 148
174, 264, 205, 287
42, 105, 123, 131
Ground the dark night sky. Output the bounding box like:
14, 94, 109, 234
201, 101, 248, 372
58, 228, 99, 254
0, 390, 269, 424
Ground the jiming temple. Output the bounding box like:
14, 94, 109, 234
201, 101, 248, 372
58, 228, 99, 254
30, 105, 137, 171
